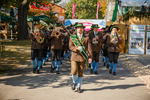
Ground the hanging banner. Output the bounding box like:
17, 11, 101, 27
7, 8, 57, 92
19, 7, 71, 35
65, 19, 106, 31
146, 25, 150, 54
59, 16, 64, 21
72, 3, 76, 19
112, 0, 118, 21
96, 3, 100, 19
129, 25, 145, 54
31, 3, 50, 10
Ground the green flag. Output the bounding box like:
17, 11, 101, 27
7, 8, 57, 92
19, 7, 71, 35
112, 0, 118, 21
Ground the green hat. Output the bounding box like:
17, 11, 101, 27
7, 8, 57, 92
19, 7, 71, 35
74, 22, 78, 26
103, 31, 107, 33
75, 23, 85, 28
102, 27, 106, 30
91, 24, 99, 28
34, 22, 40, 25
105, 26, 109, 28
110, 26, 119, 31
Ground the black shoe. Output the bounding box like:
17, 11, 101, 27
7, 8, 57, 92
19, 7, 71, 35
56, 70, 60, 74
89, 64, 91, 68
43, 63, 46, 65
77, 87, 83, 93
113, 72, 116, 75
37, 70, 40, 74
104, 63, 106, 66
33, 68, 36, 73
106, 64, 109, 69
109, 69, 112, 74
90, 69, 94, 74
71, 83, 76, 90
50, 67, 55, 73
40, 65, 43, 69
94, 71, 98, 74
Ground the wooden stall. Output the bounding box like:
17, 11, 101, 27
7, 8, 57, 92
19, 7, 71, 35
107, 16, 150, 54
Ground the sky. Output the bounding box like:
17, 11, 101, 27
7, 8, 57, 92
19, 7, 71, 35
57, 0, 70, 5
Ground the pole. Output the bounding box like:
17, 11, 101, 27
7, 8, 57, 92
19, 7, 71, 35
0, 41, 1, 66
11, 30, 12, 39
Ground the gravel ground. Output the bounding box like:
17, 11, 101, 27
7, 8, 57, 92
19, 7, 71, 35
120, 54, 150, 90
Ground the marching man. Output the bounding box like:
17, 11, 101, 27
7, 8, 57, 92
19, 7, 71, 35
48, 28, 65, 74
89, 24, 103, 74
69, 23, 92, 93
29, 23, 47, 74
106, 26, 122, 75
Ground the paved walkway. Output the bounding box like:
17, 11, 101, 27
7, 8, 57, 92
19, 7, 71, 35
124, 54, 150, 67
0, 55, 150, 100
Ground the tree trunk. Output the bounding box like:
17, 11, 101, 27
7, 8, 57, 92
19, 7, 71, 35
18, 1, 29, 40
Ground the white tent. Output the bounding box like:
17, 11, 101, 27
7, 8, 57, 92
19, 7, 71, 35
120, 0, 150, 7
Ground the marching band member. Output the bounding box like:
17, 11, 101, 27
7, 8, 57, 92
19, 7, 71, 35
46, 27, 53, 61
106, 26, 122, 75
69, 23, 92, 93
48, 28, 65, 74
64, 31, 70, 60
89, 24, 103, 74
42, 27, 49, 66
29, 23, 47, 74
102, 30, 110, 69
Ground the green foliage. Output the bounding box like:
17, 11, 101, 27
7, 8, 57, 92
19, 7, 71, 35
123, 11, 150, 22
1, 0, 61, 40
65, 0, 104, 19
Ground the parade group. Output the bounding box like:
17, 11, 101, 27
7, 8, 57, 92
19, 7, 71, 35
29, 22, 122, 93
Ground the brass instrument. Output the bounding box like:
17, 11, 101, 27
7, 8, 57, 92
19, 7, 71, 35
35, 33, 44, 44
39, 20, 50, 31
111, 32, 120, 44
53, 27, 62, 38
31, 20, 53, 44
33, 20, 49, 44
54, 31, 61, 38
33, 29, 44, 44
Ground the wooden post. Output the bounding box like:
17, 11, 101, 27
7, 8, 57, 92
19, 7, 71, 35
145, 18, 148, 55
0, 41, 1, 66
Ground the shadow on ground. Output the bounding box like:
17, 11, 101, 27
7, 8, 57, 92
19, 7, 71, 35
0, 56, 142, 91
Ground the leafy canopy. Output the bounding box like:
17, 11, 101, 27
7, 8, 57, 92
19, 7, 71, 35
65, 0, 104, 19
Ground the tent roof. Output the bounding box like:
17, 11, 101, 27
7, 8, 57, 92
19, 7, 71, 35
27, 15, 50, 21
121, 0, 150, 7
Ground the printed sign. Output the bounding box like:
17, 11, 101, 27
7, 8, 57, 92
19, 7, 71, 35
129, 25, 145, 54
